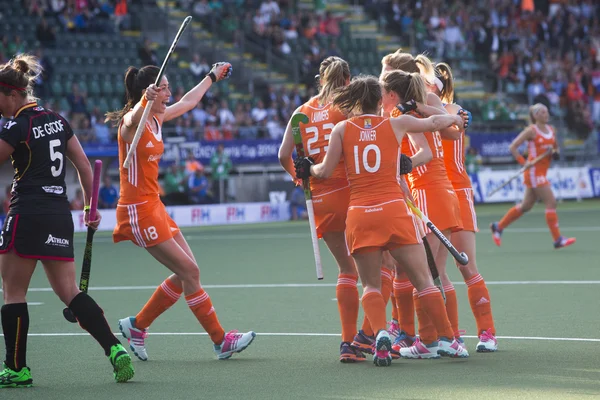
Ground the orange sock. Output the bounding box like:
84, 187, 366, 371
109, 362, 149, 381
390, 294, 399, 322
466, 274, 496, 335
413, 289, 437, 344
361, 289, 387, 334
336, 274, 359, 343
135, 278, 183, 329
417, 287, 455, 340
185, 289, 225, 345
443, 284, 460, 337
545, 209, 561, 241
361, 268, 392, 336
498, 205, 523, 230
393, 279, 415, 337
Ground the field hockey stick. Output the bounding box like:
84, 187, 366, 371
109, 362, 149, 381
63, 160, 102, 323
405, 199, 469, 266
414, 214, 445, 302
486, 147, 553, 198
123, 16, 192, 169
290, 112, 323, 280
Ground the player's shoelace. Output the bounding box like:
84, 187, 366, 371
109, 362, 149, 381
130, 329, 148, 346
223, 330, 241, 350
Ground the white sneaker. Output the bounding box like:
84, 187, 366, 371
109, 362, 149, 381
438, 338, 469, 358
387, 319, 400, 340
118, 317, 148, 361
399, 338, 440, 359
373, 330, 392, 367
476, 329, 498, 352
214, 330, 256, 360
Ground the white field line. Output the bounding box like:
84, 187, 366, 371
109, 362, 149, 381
3, 332, 600, 342
6, 280, 600, 293
77, 226, 600, 243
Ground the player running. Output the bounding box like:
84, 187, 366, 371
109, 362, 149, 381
490, 103, 576, 249
279, 56, 366, 363
0, 54, 134, 387
106, 63, 255, 361
295, 75, 468, 365
431, 62, 498, 352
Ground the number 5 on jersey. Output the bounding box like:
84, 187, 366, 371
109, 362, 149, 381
354, 144, 381, 174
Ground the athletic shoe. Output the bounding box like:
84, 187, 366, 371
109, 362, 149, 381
476, 329, 498, 352
118, 316, 148, 361
214, 330, 256, 360
109, 344, 135, 383
438, 338, 469, 358
399, 338, 440, 359
391, 330, 416, 353
339, 342, 366, 363
490, 222, 502, 247
373, 330, 392, 367
0, 363, 32, 388
351, 330, 375, 354
387, 319, 400, 340
554, 236, 576, 249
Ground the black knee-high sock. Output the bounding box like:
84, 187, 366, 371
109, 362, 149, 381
69, 293, 119, 356
1, 303, 29, 371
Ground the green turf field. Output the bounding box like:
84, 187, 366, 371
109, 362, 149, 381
2, 200, 600, 399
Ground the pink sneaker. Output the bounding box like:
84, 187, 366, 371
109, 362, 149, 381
118, 316, 148, 361
477, 329, 498, 352
214, 330, 256, 360
399, 338, 440, 359
387, 319, 400, 339
438, 338, 469, 358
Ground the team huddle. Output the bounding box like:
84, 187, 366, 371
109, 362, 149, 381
279, 50, 574, 366
0, 44, 575, 385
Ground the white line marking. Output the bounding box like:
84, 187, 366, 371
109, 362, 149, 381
4, 332, 600, 342
8, 280, 600, 293
76, 225, 600, 243
28, 302, 44, 306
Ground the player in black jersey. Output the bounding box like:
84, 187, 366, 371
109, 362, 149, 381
0, 54, 134, 387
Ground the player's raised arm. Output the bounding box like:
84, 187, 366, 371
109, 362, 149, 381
163, 62, 231, 122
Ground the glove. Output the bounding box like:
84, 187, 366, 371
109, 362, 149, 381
399, 153, 412, 175
294, 157, 315, 180
458, 108, 472, 129
207, 62, 232, 82
395, 99, 418, 115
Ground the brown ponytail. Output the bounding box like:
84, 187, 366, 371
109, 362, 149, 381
0, 53, 42, 101
381, 70, 427, 104
435, 62, 454, 104
332, 75, 381, 115
317, 56, 350, 104
105, 65, 160, 125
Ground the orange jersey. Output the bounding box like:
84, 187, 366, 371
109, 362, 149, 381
298, 97, 348, 196
527, 124, 555, 176
442, 133, 472, 190
401, 131, 449, 189
343, 115, 403, 206
117, 116, 164, 203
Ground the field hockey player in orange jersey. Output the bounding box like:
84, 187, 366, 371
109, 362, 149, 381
105, 63, 255, 361
491, 104, 576, 249
431, 62, 498, 352
379, 52, 467, 356
294, 75, 468, 365
279, 57, 366, 363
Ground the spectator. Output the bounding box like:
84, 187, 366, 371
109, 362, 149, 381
36, 18, 57, 48
67, 83, 88, 129
465, 147, 483, 175
289, 186, 307, 220
188, 168, 212, 204
163, 164, 188, 205
114, 0, 131, 31
70, 188, 84, 210
189, 54, 210, 80
251, 100, 268, 123
210, 144, 232, 203
99, 175, 119, 209
138, 38, 158, 66
33, 48, 53, 99
185, 152, 204, 176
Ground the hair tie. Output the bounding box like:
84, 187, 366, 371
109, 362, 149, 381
0, 81, 26, 91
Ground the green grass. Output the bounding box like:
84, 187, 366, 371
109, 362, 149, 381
2, 200, 600, 399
